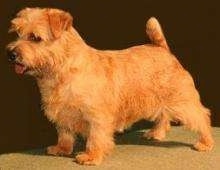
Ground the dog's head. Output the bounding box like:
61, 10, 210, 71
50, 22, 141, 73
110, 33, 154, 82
6, 8, 73, 76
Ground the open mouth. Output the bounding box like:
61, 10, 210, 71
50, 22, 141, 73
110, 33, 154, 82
13, 62, 28, 74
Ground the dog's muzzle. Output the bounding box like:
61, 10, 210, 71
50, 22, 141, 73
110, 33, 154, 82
7, 49, 28, 75
7, 49, 18, 62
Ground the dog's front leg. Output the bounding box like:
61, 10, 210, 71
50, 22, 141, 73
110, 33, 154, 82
47, 128, 75, 156
76, 119, 114, 165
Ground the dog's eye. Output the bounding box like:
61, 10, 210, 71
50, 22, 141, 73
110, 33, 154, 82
28, 33, 42, 42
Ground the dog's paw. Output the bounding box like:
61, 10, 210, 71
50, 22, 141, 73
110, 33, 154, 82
143, 130, 165, 141
47, 145, 72, 156
193, 142, 213, 152
75, 152, 102, 165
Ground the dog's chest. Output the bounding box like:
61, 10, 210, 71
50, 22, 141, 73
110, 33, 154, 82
38, 78, 90, 131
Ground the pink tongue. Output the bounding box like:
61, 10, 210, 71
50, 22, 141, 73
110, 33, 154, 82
15, 64, 26, 74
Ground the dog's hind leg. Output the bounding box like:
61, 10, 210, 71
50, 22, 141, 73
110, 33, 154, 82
143, 112, 170, 141
167, 101, 214, 151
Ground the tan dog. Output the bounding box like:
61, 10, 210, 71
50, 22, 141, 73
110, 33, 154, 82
7, 8, 214, 165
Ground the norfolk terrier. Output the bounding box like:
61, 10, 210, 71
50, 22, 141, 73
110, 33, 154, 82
7, 8, 214, 165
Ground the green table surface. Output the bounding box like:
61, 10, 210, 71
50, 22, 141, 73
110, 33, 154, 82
0, 127, 219, 170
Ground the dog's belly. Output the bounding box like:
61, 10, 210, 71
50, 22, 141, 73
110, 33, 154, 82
114, 89, 162, 132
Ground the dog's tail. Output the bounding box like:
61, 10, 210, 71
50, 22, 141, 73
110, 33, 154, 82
146, 17, 170, 51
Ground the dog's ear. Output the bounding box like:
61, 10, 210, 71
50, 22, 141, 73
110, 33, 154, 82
47, 9, 73, 39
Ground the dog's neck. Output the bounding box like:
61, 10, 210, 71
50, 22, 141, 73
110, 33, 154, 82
36, 27, 95, 84
68, 27, 87, 47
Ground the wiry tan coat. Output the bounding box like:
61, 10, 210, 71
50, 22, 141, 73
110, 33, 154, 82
7, 8, 214, 165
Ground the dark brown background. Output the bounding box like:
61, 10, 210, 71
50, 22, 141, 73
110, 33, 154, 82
0, 0, 219, 153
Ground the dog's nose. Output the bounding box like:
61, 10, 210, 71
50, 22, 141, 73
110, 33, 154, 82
7, 49, 18, 62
